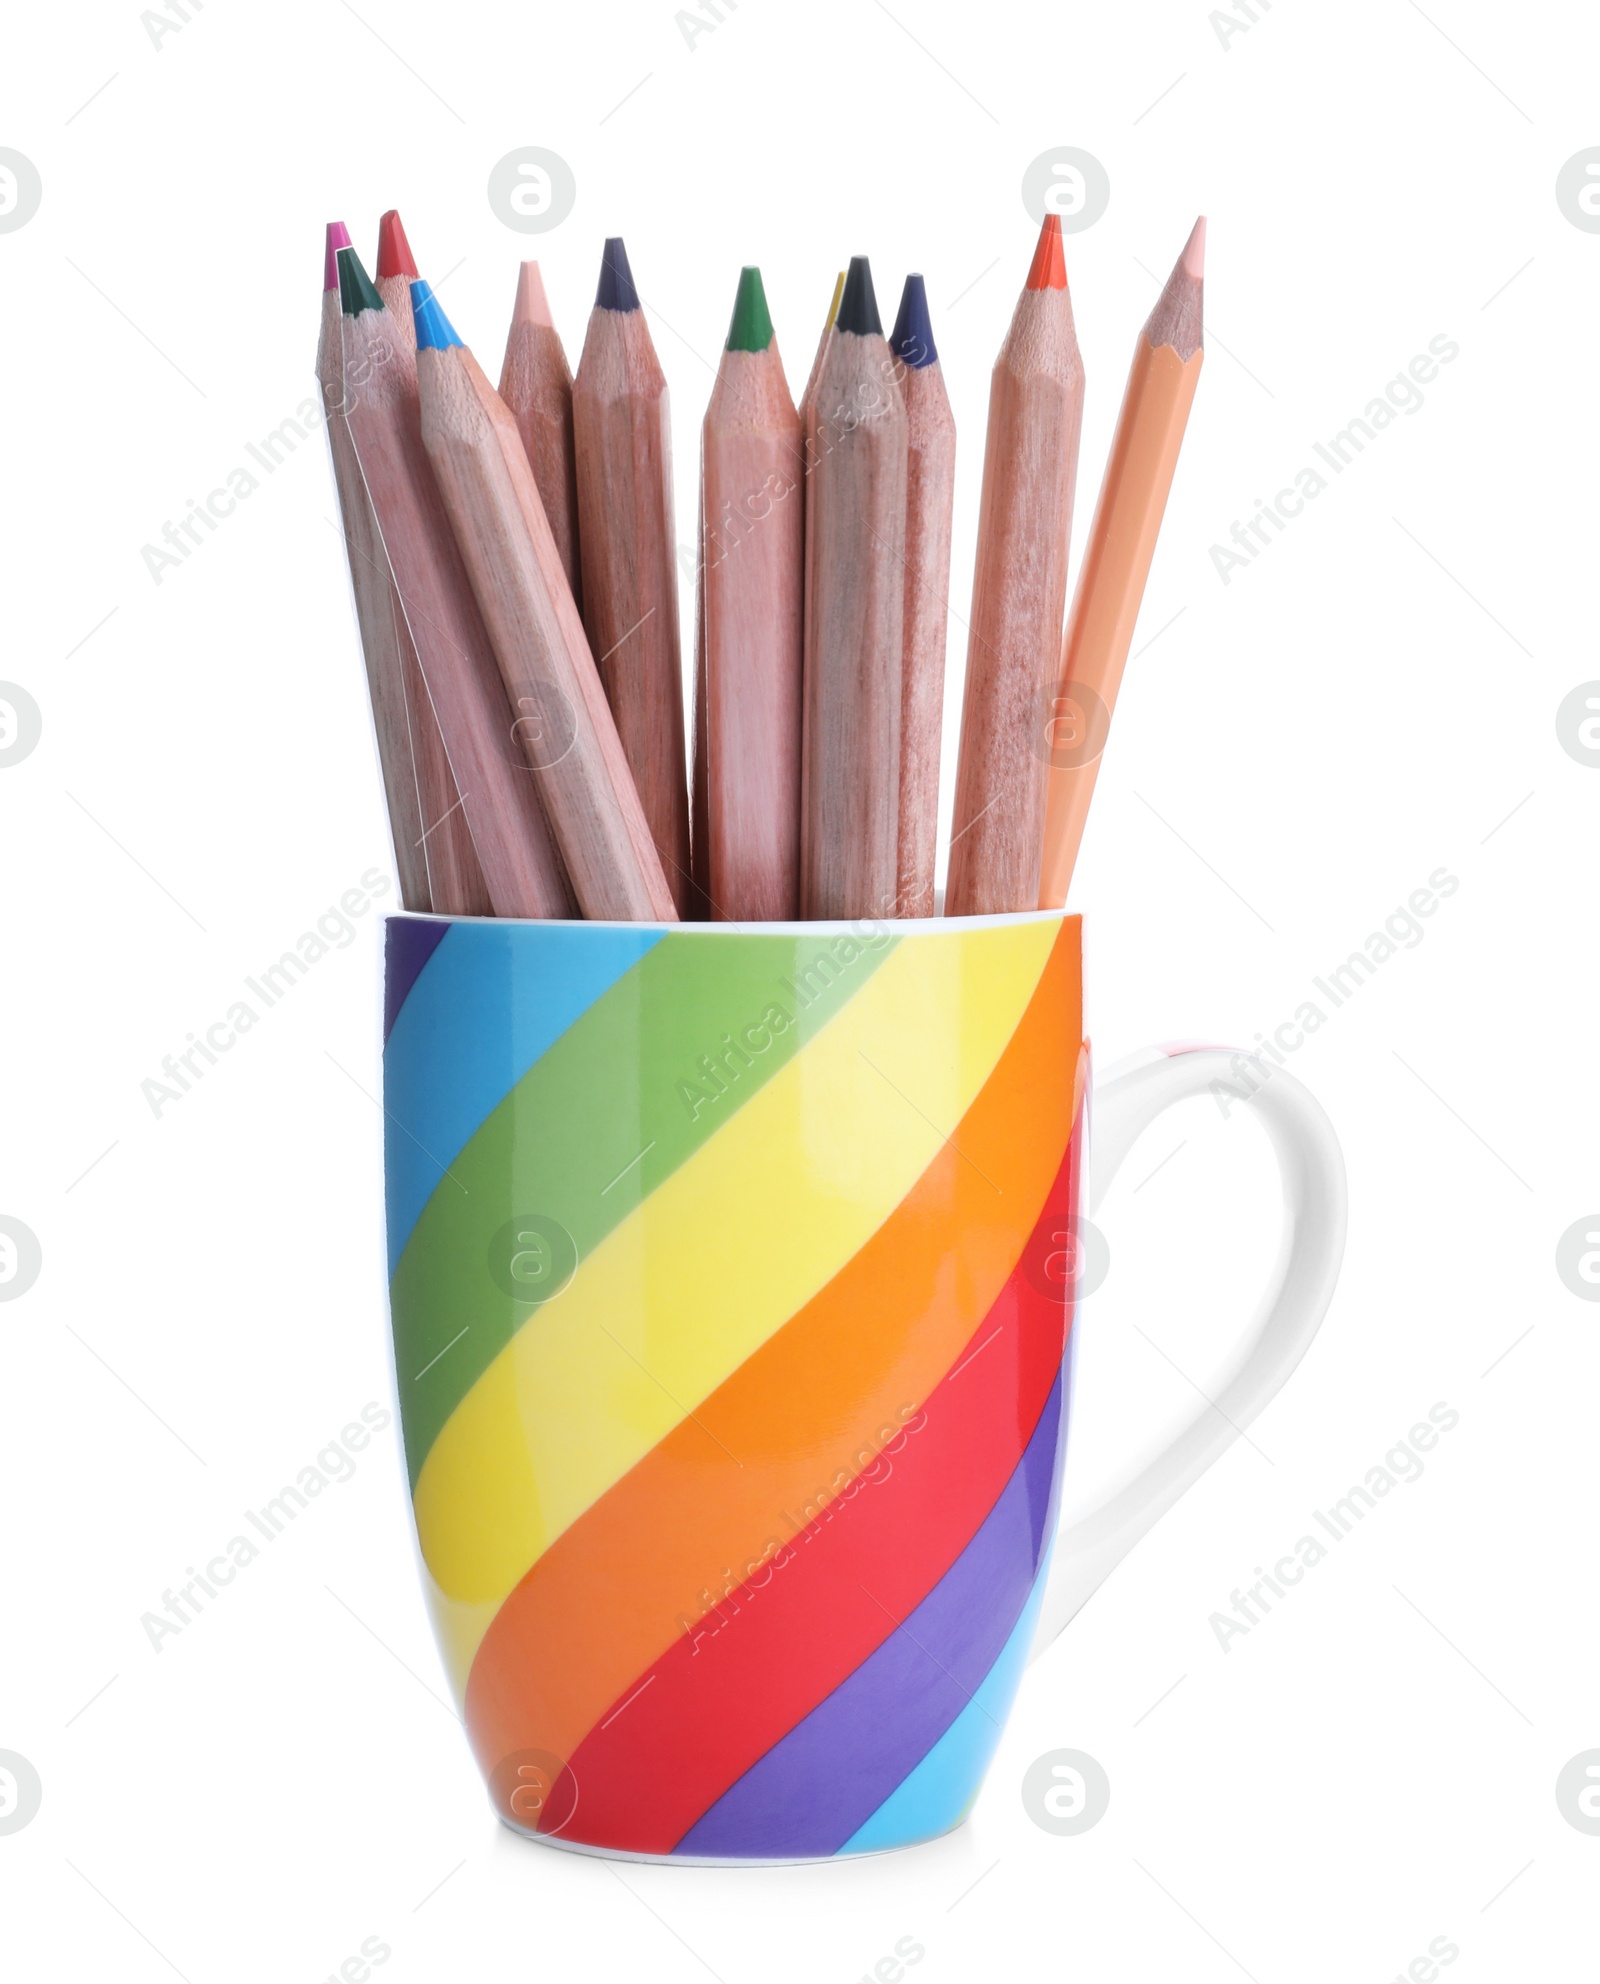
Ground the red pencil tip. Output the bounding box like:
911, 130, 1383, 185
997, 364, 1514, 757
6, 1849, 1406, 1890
1025, 212, 1067, 292
324, 221, 351, 293
1183, 215, 1207, 279
376, 210, 418, 281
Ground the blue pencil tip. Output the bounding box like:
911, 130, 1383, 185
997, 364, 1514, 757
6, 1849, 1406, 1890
595, 237, 639, 312
410, 279, 464, 352
890, 274, 937, 369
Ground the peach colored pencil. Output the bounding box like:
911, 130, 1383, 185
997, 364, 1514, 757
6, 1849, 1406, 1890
412, 281, 676, 922
499, 262, 582, 612
338, 245, 572, 920
945, 214, 1084, 916
888, 275, 956, 919
572, 238, 692, 912
1040, 220, 1206, 908
318, 223, 487, 916
698, 267, 804, 921
800, 256, 909, 921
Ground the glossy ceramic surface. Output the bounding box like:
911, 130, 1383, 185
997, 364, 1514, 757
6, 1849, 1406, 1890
383, 909, 1086, 1859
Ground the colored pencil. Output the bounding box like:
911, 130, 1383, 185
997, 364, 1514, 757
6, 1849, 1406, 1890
572, 238, 692, 912
319, 223, 426, 909
944, 214, 1084, 916
338, 246, 572, 920
1039, 219, 1206, 908
800, 255, 909, 921
797, 268, 845, 433
696, 268, 804, 921
375, 209, 419, 337
318, 222, 488, 916
412, 281, 676, 922
499, 262, 582, 612
795, 269, 846, 876
369, 209, 496, 918
369, 212, 492, 916
889, 274, 956, 918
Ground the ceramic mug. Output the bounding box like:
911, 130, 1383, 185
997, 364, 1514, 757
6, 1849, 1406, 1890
381, 908, 1345, 1862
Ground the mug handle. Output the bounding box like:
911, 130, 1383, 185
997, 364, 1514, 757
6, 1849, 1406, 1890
1031, 1045, 1348, 1655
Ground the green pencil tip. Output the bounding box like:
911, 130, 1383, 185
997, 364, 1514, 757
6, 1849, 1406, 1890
726, 265, 774, 353
337, 245, 385, 318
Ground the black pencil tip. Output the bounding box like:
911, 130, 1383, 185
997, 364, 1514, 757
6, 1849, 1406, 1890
595, 237, 639, 312
835, 255, 882, 337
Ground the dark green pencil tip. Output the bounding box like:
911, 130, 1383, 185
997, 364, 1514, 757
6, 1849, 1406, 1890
835, 255, 882, 338
726, 266, 774, 352
337, 245, 385, 318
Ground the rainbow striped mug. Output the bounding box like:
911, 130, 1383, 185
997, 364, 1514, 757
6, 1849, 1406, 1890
381, 908, 1344, 1862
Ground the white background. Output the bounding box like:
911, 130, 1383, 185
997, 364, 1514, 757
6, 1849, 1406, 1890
3, 1, 1597, 1977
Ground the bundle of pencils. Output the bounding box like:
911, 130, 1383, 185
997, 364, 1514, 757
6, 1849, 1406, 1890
319, 211, 1204, 928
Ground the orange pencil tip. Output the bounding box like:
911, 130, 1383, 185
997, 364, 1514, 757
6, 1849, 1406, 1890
1025, 211, 1067, 291
1183, 215, 1207, 279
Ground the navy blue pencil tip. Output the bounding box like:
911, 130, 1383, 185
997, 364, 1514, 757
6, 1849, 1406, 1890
890, 273, 938, 369
595, 236, 640, 312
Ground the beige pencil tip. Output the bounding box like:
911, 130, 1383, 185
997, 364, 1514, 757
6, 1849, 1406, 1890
1182, 216, 1206, 279
514, 261, 553, 328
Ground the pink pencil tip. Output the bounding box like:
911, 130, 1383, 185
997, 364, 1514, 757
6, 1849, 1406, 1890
1183, 215, 1206, 279
324, 221, 352, 292
514, 261, 553, 328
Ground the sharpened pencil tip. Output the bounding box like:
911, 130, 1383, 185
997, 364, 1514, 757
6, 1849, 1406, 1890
376, 209, 419, 281
726, 265, 774, 352
410, 279, 464, 351
825, 270, 846, 330
835, 255, 882, 337
1025, 212, 1067, 292
1145, 219, 1205, 358
595, 237, 639, 312
513, 261, 553, 328
336, 244, 385, 318
890, 273, 938, 369
324, 222, 351, 294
